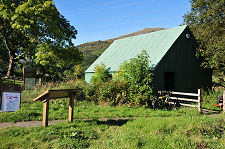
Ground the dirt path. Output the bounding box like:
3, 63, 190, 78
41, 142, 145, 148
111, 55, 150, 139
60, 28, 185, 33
201, 108, 222, 115
0, 117, 136, 129
0, 120, 66, 129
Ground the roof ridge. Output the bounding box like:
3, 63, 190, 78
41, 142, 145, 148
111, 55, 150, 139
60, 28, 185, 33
115, 25, 187, 42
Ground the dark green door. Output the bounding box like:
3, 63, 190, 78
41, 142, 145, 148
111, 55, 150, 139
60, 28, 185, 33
165, 72, 175, 91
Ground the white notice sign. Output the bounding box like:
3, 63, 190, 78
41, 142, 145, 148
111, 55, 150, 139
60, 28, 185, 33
1, 92, 21, 111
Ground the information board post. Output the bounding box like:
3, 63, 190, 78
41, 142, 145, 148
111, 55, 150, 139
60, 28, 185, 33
43, 100, 49, 127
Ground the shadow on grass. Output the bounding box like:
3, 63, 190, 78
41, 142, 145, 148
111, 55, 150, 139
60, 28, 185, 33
96, 119, 130, 126
85, 119, 132, 126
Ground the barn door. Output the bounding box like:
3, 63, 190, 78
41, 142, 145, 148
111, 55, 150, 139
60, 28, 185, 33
165, 72, 175, 91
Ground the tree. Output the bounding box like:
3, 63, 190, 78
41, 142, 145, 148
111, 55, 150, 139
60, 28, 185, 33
35, 43, 83, 80
0, 0, 82, 77
183, 0, 225, 73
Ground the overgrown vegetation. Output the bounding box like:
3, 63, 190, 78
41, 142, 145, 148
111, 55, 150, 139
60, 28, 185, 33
201, 89, 224, 110
115, 51, 153, 105
184, 0, 225, 85
89, 51, 153, 106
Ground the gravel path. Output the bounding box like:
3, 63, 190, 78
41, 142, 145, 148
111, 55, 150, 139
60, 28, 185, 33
0, 120, 66, 129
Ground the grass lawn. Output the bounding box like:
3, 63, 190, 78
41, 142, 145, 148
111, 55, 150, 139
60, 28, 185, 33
0, 100, 201, 123
0, 81, 224, 148
0, 99, 224, 148
0, 106, 224, 148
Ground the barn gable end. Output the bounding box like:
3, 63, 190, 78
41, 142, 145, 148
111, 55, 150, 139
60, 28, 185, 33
153, 27, 212, 93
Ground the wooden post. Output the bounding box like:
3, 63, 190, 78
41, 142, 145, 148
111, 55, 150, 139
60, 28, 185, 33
68, 94, 74, 122
223, 90, 225, 113
198, 89, 201, 112
43, 100, 49, 127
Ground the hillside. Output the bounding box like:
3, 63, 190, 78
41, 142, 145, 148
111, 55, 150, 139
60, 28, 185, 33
107, 27, 164, 42
77, 28, 164, 73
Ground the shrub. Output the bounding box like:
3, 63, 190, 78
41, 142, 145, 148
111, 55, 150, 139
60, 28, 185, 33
114, 50, 153, 105
90, 63, 112, 86
201, 89, 223, 109
96, 80, 130, 105
90, 51, 153, 106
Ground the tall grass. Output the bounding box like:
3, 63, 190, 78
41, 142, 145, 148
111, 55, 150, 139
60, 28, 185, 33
201, 89, 223, 110
21, 80, 86, 103
90, 116, 225, 149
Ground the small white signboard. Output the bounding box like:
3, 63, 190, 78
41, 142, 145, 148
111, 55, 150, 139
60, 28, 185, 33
1, 92, 21, 112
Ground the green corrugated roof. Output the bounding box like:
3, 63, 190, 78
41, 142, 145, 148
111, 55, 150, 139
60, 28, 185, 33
85, 25, 187, 73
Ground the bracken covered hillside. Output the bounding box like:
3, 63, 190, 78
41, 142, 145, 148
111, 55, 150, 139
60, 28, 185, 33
107, 27, 164, 42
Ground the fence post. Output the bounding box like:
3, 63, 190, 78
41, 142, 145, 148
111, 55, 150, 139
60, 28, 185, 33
223, 90, 225, 113
198, 89, 201, 112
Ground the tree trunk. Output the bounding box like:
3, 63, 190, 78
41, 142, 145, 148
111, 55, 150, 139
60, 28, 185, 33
6, 53, 15, 77
1, 31, 15, 78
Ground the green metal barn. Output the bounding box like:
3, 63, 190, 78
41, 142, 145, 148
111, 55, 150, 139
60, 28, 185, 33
85, 25, 212, 93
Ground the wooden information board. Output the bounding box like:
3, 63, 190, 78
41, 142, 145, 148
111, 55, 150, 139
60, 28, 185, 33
33, 89, 80, 127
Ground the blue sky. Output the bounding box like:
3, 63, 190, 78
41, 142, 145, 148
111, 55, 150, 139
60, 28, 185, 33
54, 0, 191, 45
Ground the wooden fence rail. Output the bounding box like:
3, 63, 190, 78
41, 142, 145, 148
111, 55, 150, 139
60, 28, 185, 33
159, 89, 202, 112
